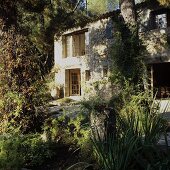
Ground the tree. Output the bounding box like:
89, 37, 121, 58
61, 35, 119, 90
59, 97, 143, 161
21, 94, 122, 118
110, 0, 143, 84
158, 0, 170, 6
0, 0, 89, 73
0, 21, 49, 133
87, 0, 118, 14
120, 0, 137, 27
0, 0, 90, 134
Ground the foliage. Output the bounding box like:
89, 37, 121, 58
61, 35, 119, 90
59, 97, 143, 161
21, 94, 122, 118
0, 134, 56, 170
0, 22, 49, 133
157, 0, 170, 6
110, 14, 146, 86
55, 98, 76, 106
119, 94, 166, 144
81, 96, 108, 111
43, 111, 91, 157
0, 0, 91, 74
87, 0, 118, 15
92, 91, 168, 170
92, 129, 139, 170
93, 128, 169, 170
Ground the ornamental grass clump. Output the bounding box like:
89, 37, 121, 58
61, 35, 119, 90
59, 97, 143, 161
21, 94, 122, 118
92, 91, 169, 170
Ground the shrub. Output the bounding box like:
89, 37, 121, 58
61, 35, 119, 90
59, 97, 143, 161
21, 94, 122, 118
92, 90, 169, 170
0, 22, 49, 134
43, 111, 91, 158
0, 134, 56, 170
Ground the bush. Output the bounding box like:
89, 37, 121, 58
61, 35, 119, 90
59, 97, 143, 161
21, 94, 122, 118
92, 90, 169, 170
0, 23, 49, 134
0, 134, 56, 170
43, 111, 91, 158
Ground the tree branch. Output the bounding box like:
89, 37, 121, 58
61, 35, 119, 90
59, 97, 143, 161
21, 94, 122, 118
72, 0, 82, 13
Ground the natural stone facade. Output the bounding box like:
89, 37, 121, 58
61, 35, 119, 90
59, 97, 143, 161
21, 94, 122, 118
54, 14, 115, 100
138, 2, 170, 63
54, 2, 170, 106
138, 2, 170, 112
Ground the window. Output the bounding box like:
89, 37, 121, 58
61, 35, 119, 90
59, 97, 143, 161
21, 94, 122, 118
102, 66, 108, 77
62, 35, 71, 58
70, 72, 80, 95
155, 14, 167, 29
65, 69, 81, 96
152, 63, 170, 98
73, 33, 85, 57
66, 36, 71, 57
150, 9, 170, 30
62, 31, 86, 58
85, 70, 91, 81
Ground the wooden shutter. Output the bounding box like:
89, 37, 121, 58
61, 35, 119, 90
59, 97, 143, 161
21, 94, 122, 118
76, 35, 80, 57
66, 36, 71, 57
65, 69, 70, 97
72, 35, 76, 57
80, 33, 85, 56
62, 36, 66, 58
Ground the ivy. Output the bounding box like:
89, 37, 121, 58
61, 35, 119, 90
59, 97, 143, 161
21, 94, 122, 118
110, 14, 146, 87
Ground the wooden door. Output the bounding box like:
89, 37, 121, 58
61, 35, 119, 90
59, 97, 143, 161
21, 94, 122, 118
69, 69, 81, 96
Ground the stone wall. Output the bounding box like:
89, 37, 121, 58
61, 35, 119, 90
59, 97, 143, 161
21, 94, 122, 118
54, 16, 115, 99
138, 4, 170, 63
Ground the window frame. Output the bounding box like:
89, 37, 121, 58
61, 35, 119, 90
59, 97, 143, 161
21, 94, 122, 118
62, 29, 87, 58
150, 9, 170, 30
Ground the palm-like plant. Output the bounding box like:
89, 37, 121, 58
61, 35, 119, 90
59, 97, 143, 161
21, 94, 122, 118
92, 92, 169, 170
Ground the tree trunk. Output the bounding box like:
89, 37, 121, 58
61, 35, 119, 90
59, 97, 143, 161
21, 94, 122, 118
0, 0, 17, 28
90, 107, 116, 141
120, 0, 137, 31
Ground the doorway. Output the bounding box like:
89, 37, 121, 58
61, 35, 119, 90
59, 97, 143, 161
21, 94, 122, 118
69, 69, 81, 96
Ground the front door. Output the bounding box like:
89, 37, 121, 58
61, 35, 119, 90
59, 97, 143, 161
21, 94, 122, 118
69, 69, 81, 96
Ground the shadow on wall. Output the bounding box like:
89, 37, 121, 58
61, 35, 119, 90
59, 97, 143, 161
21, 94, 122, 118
83, 17, 116, 99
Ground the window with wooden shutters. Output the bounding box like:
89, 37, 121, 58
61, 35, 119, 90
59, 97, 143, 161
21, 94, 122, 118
73, 33, 85, 57
155, 13, 167, 29
150, 9, 170, 30
66, 36, 71, 57
80, 33, 85, 56
62, 35, 71, 58
73, 34, 80, 57
62, 31, 86, 58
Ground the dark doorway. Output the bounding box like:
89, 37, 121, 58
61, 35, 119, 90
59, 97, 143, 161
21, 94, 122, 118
153, 63, 170, 98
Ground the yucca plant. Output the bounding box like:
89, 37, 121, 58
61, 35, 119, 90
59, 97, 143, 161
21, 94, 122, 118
119, 91, 167, 138
91, 91, 169, 170
92, 128, 140, 170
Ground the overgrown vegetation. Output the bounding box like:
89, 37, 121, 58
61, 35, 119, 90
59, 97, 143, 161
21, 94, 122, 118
0, 23, 49, 134
0, 0, 170, 169
43, 110, 91, 159
82, 83, 170, 170
0, 134, 56, 170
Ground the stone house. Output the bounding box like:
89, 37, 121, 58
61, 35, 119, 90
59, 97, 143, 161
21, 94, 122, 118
54, 12, 115, 100
54, 2, 170, 105
138, 2, 170, 111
